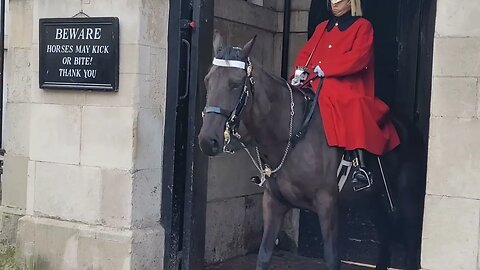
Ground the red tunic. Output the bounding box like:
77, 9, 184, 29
293, 19, 400, 155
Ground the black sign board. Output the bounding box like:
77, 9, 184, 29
39, 17, 119, 91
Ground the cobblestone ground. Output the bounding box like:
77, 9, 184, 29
206, 252, 372, 270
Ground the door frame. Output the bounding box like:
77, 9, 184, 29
161, 0, 212, 269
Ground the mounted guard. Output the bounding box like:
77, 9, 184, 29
291, 0, 400, 191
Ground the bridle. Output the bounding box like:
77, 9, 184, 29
202, 56, 255, 153
202, 55, 296, 187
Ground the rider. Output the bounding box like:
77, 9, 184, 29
291, 0, 400, 191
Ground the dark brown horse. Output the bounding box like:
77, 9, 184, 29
198, 34, 426, 270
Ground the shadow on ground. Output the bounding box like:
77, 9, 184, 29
206, 251, 372, 270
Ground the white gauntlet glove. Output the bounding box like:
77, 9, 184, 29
291, 66, 310, 86
314, 65, 325, 78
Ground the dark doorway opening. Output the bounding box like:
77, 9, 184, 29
299, 0, 436, 268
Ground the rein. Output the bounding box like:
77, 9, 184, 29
203, 57, 295, 187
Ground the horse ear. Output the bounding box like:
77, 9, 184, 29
241, 35, 257, 59
213, 29, 225, 56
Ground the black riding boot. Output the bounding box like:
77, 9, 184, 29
352, 149, 373, 191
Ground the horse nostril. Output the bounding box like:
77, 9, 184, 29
210, 139, 220, 153
199, 136, 222, 156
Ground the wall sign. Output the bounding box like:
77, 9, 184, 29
39, 17, 119, 91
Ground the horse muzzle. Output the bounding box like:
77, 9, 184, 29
199, 135, 223, 156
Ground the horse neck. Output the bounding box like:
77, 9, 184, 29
243, 64, 293, 148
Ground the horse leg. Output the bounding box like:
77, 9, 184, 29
315, 191, 340, 270
256, 190, 289, 270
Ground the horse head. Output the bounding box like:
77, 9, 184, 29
198, 31, 257, 156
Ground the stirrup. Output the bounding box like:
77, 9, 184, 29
352, 167, 373, 192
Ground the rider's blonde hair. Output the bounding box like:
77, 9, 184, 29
351, 0, 363, 16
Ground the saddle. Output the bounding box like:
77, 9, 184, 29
271, 83, 395, 212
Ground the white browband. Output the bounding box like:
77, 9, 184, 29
212, 58, 246, 70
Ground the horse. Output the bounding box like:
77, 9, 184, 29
198, 33, 427, 270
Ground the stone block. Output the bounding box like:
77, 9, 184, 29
6, 48, 32, 103
426, 117, 480, 199
77, 231, 131, 270
29, 104, 81, 164
430, 77, 477, 118
289, 33, 308, 75
81, 106, 135, 169
215, 0, 278, 33
435, 0, 480, 37
292, 0, 311, 11
9, 0, 33, 48
134, 108, 163, 170
100, 169, 132, 228
32, 0, 77, 44
31, 72, 87, 105
141, 49, 167, 109
26, 161, 35, 216
207, 151, 262, 202
33, 0, 140, 44
139, 0, 168, 47
421, 195, 479, 270
477, 82, 480, 119
82, 0, 141, 45
85, 74, 138, 107
132, 169, 161, 228
274, 0, 311, 12
432, 37, 480, 77
284, 11, 309, 33
132, 226, 164, 269
205, 194, 263, 264
119, 44, 150, 75
205, 197, 246, 264
34, 162, 102, 224
2, 155, 28, 209
16, 216, 133, 270
3, 103, 30, 157
31, 44, 38, 72
17, 216, 78, 270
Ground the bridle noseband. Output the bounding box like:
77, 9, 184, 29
203, 57, 255, 153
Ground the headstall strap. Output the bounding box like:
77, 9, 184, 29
207, 56, 254, 153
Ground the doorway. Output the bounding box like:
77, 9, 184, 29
298, 0, 436, 268
162, 0, 436, 268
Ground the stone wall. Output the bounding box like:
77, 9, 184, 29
1, 0, 168, 268
205, 0, 310, 264
421, 1, 480, 269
